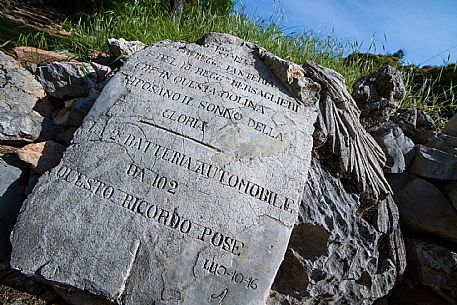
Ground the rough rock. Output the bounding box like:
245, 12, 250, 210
107, 38, 146, 59
416, 110, 436, 130
0, 51, 45, 143
408, 145, 457, 180
91, 62, 112, 81
412, 132, 457, 157
0, 157, 26, 272
0, 145, 18, 155
371, 121, 415, 173
391, 108, 417, 136
268, 60, 405, 304
440, 133, 457, 148
13, 46, 76, 65
352, 66, 405, 131
388, 173, 457, 243
387, 281, 454, 305
406, 239, 457, 297
35, 62, 99, 98
268, 160, 405, 305
16, 141, 66, 174
54, 97, 97, 127
301, 61, 391, 201
11, 33, 320, 305
440, 182, 457, 210
443, 113, 457, 137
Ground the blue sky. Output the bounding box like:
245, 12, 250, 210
237, 0, 457, 66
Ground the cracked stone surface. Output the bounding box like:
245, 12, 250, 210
352, 66, 405, 132
35, 62, 99, 99
10, 33, 320, 305
268, 61, 405, 305
408, 145, 457, 180
268, 159, 405, 305
0, 51, 45, 143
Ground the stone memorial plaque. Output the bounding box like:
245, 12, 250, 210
11, 33, 319, 305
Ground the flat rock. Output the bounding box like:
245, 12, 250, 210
16, 141, 66, 174
13, 46, 77, 65
439, 133, 457, 148
107, 38, 146, 59
11, 33, 320, 305
371, 122, 415, 173
0, 157, 26, 271
35, 62, 98, 98
388, 173, 457, 243
408, 145, 457, 180
417, 132, 457, 157
443, 113, 457, 137
0, 51, 45, 143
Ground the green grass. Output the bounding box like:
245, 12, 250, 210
1, 0, 455, 126
64, 0, 385, 87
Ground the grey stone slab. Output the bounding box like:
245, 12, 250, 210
0, 51, 45, 143
10, 33, 319, 305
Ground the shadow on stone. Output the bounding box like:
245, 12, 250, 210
0, 154, 27, 271
289, 223, 329, 261
271, 249, 309, 299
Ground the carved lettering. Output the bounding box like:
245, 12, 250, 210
225, 64, 274, 88
54, 165, 247, 256
202, 259, 259, 290
198, 101, 242, 121
115, 130, 295, 214
214, 45, 249, 65
177, 47, 219, 66
126, 163, 179, 195
162, 108, 207, 131
123, 74, 194, 105
246, 117, 284, 141
230, 79, 299, 113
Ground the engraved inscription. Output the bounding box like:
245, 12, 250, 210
202, 259, 259, 291
210, 288, 228, 305
55, 165, 248, 256
11, 35, 316, 305
110, 129, 296, 213
162, 108, 207, 131
135, 56, 300, 114
126, 163, 179, 195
